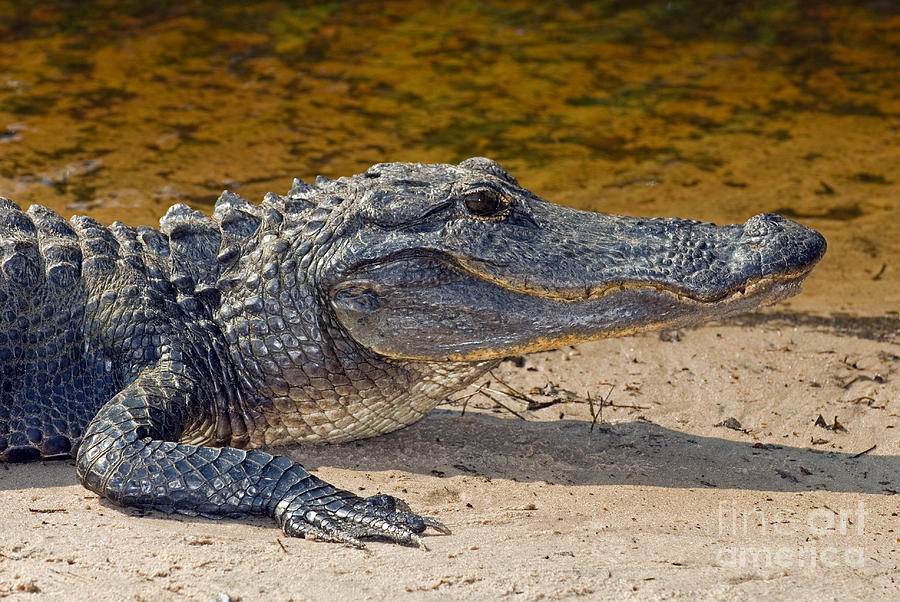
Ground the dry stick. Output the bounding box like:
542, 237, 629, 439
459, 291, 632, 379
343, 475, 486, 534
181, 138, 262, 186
851, 444, 877, 459
848, 396, 877, 405
588, 390, 597, 429
480, 386, 525, 399
446, 379, 526, 418
488, 370, 536, 403
591, 384, 618, 432
493, 370, 626, 412
485, 382, 584, 415
477, 389, 530, 421
822, 504, 840, 516
476, 372, 628, 431
611, 402, 650, 410
448, 389, 482, 416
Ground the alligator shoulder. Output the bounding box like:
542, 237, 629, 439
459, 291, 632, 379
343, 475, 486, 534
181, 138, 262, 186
0, 157, 825, 547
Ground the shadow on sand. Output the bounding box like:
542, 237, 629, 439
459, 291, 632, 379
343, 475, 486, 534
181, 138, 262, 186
288, 410, 899, 495
3, 410, 896, 495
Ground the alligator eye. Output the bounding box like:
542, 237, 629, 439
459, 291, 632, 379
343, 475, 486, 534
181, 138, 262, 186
463, 189, 506, 218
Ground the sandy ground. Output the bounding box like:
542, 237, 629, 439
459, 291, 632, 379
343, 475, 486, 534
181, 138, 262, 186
0, 314, 897, 600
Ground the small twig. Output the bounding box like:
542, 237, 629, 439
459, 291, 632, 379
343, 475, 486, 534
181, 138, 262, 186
276, 538, 288, 553
481, 386, 530, 401
841, 376, 860, 389
488, 371, 534, 403
606, 401, 649, 410
446, 389, 482, 416
478, 389, 529, 420
816, 180, 835, 195
590, 383, 617, 432
851, 444, 877, 459
589, 390, 599, 430
464, 375, 628, 431
847, 396, 876, 405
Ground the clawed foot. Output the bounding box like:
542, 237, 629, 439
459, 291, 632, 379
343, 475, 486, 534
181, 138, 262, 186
275, 490, 450, 549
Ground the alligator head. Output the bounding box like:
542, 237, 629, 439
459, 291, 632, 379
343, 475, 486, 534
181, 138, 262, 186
313, 157, 825, 361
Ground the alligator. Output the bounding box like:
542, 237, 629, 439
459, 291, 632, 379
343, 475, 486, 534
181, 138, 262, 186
0, 157, 825, 548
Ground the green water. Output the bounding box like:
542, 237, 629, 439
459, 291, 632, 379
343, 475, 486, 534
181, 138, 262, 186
0, 0, 897, 315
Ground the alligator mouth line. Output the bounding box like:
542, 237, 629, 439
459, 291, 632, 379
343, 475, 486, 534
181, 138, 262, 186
450, 255, 817, 306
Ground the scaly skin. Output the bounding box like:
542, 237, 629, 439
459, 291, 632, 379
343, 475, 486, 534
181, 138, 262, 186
0, 157, 825, 547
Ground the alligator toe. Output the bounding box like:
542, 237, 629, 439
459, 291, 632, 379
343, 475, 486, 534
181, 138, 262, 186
275, 488, 449, 549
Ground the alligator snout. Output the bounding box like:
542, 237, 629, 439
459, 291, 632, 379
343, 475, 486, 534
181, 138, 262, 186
742, 213, 827, 278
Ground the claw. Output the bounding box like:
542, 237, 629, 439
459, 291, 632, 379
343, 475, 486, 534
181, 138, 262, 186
275, 486, 447, 548
315, 514, 366, 548
411, 533, 428, 551
422, 517, 452, 535
283, 512, 367, 548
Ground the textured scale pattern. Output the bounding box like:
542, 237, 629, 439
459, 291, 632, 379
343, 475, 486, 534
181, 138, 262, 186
0, 183, 468, 545
0, 158, 825, 546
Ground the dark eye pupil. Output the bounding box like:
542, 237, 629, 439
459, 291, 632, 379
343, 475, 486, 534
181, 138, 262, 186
464, 191, 502, 217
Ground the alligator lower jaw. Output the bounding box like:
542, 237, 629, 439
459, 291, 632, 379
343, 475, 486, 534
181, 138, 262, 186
438, 272, 808, 362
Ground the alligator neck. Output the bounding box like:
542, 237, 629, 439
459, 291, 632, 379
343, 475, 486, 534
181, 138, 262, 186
213, 231, 493, 446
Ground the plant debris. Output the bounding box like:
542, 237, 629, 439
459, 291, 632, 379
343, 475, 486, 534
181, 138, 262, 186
715, 417, 748, 433
814, 414, 847, 432
455, 373, 641, 432
851, 444, 877, 459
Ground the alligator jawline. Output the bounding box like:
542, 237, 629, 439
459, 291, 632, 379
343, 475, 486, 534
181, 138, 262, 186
450, 255, 814, 306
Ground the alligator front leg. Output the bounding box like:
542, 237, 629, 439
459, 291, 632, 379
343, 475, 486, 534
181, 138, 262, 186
75, 365, 448, 548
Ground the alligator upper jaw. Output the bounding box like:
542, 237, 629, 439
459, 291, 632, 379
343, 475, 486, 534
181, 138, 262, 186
447, 210, 828, 306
